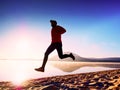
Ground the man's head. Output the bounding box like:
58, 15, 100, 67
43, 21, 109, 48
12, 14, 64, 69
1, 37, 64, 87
50, 20, 57, 27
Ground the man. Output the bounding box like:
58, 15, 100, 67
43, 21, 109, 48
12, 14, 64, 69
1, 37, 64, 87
35, 20, 75, 72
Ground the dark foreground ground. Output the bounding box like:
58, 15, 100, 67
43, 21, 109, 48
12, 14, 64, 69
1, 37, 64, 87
0, 69, 120, 90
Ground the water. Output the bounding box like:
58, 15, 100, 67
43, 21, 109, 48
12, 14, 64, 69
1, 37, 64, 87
0, 60, 119, 83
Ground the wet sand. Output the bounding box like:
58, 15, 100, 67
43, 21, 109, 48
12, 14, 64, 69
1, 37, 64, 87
1, 69, 120, 90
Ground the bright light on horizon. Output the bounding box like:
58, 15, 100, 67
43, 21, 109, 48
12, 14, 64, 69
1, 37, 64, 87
16, 39, 30, 51
0, 20, 120, 59
0, 22, 49, 59
12, 72, 27, 86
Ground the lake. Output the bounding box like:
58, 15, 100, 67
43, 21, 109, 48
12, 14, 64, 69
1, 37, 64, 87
0, 60, 119, 85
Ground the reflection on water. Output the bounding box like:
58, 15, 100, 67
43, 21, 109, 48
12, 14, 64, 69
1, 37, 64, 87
0, 60, 120, 82
51, 61, 120, 72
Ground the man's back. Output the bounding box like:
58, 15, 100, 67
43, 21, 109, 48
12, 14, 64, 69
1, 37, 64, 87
51, 25, 66, 43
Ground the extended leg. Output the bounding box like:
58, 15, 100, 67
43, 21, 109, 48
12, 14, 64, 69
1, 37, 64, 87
41, 44, 55, 69
35, 43, 55, 72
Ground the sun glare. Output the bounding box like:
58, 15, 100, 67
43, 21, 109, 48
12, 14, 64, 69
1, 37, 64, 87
16, 39, 30, 51
14, 38, 32, 58
12, 72, 27, 85
11, 61, 29, 86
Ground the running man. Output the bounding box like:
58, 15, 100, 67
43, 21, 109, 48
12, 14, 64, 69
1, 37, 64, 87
35, 20, 75, 72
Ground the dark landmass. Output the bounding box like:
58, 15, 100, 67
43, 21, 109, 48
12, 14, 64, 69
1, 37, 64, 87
50, 52, 120, 62
1, 52, 120, 62
50, 53, 120, 72
81, 57, 120, 62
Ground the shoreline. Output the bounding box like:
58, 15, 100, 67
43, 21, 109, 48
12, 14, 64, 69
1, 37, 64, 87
0, 69, 120, 90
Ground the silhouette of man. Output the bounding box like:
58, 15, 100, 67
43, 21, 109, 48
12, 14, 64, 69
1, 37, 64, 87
35, 20, 75, 72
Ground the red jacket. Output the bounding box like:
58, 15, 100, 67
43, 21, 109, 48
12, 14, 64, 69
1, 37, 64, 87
51, 25, 66, 43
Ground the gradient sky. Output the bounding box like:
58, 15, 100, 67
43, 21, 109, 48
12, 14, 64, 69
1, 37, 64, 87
0, 0, 120, 59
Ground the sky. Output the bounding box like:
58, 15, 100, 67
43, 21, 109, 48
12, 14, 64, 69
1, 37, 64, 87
0, 0, 120, 59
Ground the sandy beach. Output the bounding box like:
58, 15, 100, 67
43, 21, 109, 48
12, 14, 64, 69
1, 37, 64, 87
0, 69, 120, 90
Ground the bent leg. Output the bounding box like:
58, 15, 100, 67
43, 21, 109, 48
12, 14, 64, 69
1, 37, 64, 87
56, 43, 71, 59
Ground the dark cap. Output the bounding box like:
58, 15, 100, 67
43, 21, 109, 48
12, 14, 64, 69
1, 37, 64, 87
50, 20, 57, 24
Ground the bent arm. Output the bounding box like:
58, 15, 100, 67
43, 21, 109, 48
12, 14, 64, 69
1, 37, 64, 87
57, 26, 66, 34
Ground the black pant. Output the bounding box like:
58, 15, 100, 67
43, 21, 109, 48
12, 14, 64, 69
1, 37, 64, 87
42, 42, 71, 68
